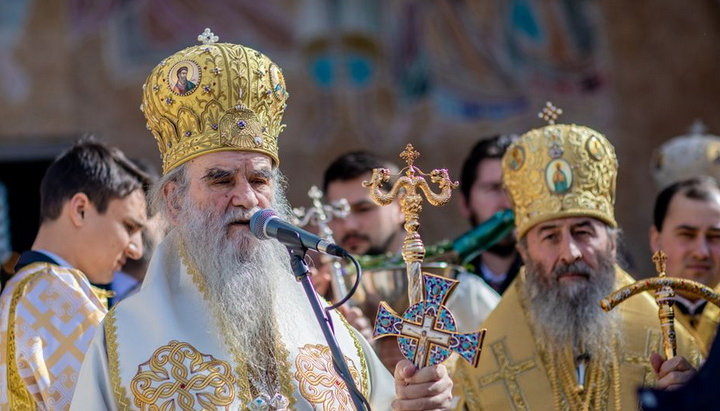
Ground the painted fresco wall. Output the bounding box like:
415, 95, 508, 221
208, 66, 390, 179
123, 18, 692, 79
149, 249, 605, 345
0, 0, 719, 274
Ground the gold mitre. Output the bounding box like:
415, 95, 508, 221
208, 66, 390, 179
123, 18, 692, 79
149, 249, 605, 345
652, 120, 720, 190
141, 28, 289, 174
502, 102, 618, 238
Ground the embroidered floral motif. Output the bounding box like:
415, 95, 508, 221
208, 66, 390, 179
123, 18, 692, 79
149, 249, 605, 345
294, 344, 362, 409
130, 340, 236, 409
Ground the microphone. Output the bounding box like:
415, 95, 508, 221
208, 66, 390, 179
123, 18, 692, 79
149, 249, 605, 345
250, 209, 348, 257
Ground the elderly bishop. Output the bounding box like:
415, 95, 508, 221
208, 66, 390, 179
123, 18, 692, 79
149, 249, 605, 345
452, 104, 703, 410
71, 31, 452, 410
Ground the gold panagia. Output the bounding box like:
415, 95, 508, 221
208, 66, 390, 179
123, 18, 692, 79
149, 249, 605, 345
502, 105, 617, 238
142, 29, 289, 173
452, 267, 703, 411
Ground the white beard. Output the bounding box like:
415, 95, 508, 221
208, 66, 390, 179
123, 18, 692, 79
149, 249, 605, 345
177, 195, 319, 394
521, 250, 619, 362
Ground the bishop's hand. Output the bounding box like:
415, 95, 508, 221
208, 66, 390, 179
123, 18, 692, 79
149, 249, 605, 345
650, 352, 696, 391
392, 359, 453, 410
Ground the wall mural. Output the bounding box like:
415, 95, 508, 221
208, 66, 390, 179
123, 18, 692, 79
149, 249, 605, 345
2, 0, 611, 149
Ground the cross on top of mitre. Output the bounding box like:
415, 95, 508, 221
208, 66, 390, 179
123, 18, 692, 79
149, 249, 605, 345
538, 101, 563, 125
198, 28, 219, 44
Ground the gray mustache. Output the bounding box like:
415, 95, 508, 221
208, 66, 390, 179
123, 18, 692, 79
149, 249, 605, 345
222, 207, 261, 225
553, 260, 593, 279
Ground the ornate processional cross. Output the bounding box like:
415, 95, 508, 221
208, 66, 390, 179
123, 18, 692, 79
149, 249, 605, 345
366, 144, 485, 369
600, 250, 720, 358
374, 272, 485, 368
362, 144, 458, 305
292, 185, 349, 242
292, 185, 350, 301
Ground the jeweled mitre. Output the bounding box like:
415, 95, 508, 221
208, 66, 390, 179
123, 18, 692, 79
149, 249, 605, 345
141, 29, 289, 173
652, 120, 720, 190
502, 105, 618, 238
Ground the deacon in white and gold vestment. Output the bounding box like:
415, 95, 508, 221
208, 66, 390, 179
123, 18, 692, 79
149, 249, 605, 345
651, 126, 720, 355
72, 29, 453, 410
0, 256, 107, 410
1, 140, 149, 411
452, 106, 703, 410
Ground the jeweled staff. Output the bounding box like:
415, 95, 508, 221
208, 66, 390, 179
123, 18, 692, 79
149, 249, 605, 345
600, 251, 720, 358
365, 144, 484, 369
293, 185, 350, 301
362, 143, 457, 306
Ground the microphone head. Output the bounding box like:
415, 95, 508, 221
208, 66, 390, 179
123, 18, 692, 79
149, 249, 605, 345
249, 209, 278, 240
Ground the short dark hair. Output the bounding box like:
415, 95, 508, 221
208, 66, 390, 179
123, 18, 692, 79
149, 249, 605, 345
653, 176, 720, 230
176, 66, 188, 77
40, 138, 151, 222
322, 151, 399, 193
460, 135, 515, 201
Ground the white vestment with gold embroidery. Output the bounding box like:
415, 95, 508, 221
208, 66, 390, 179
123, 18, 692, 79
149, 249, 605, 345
71, 233, 395, 410
0, 262, 107, 410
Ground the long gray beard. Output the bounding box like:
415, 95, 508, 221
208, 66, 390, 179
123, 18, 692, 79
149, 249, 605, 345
521, 250, 619, 361
177, 195, 310, 394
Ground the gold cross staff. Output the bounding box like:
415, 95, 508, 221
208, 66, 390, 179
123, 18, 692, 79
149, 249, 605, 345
600, 251, 720, 358
362, 144, 458, 305
292, 185, 350, 302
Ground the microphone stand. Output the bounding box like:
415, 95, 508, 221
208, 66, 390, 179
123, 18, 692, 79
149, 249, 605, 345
278, 228, 368, 411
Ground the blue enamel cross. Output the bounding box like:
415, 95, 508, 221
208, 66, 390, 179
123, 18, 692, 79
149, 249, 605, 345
373, 272, 486, 368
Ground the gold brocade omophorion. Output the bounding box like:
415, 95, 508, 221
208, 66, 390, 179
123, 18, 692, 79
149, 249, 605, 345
179, 241, 297, 408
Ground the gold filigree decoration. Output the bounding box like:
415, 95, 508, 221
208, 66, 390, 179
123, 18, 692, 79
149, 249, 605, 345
89, 285, 115, 310
104, 309, 133, 410
179, 240, 296, 408
130, 340, 236, 409
363, 143, 458, 305
336, 310, 370, 398
478, 339, 535, 410
142, 31, 289, 173
502, 118, 618, 238
6, 270, 42, 411
294, 344, 362, 409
